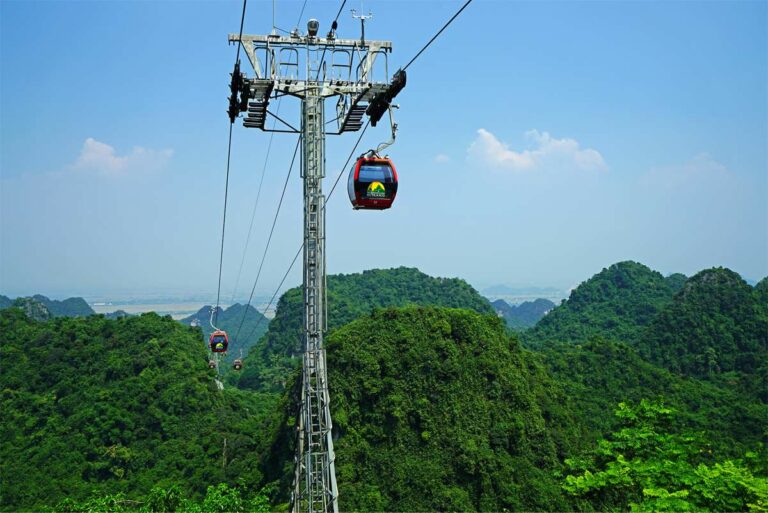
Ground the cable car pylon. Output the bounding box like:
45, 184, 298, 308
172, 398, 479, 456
228, 12, 405, 513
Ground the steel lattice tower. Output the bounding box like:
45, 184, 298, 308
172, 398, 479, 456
229, 20, 399, 513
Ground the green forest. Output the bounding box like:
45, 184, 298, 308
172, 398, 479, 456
1, 263, 766, 511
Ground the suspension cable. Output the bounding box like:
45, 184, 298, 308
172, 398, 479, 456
242, 243, 303, 342
327, 121, 369, 200
296, 0, 309, 27
314, 0, 347, 81
402, 0, 473, 71
212, 0, 249, 328
235, 0, 248, 62
241, 121, 369, 342
230, 99, 284, 303
213, 125, 234, 329
234, 136, 302, 341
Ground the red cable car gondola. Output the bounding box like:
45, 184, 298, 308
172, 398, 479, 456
347, 155, 398, 210
209, 330, 229, 353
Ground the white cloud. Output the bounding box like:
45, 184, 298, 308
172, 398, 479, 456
72, 137, 173, 175
434, 153, 451, 164
467, 128, 607, 172
642, 153, 729, 189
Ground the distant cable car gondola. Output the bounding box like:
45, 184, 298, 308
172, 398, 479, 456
233, 359, 243, 371
347, 155, 398, 210
208, 360, 217, 369
209, 330, 229, 353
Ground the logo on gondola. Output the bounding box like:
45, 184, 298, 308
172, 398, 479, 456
366, 181, 386, 198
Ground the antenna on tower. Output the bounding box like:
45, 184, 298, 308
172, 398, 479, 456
272, 0, 276, 35
351, 3, 373, 44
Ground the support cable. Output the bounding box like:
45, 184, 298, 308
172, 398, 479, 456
213, 0, 248, 328
230, 99, 284, 303
314, 0, 348, 81
234, 136, 303, 342
213, 125, 234, 329
245, 244, 303, 338
242, 121, 369, 342
235, 0, 248, 62
327, 121, 369, 200
401, 0, 473, 71
296, 0, 309, 27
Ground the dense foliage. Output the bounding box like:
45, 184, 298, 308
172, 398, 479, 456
0, 309, 272, 511
262, 307, 569, 511
491, 298, 555, 330
238, 267, 494, 392
537, 338, 768, 456
636, 268, 768, 388
3, 262, 767, 511
525, 261, 683, 347
179, 304, 269, 363
755, 277, 768, 304
44, 484, 270, 513
563, 399, 768, 512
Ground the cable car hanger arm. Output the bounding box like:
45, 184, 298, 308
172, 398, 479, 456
374, 104, 398, 155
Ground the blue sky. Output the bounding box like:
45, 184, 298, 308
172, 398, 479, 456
1, 0, 766, 300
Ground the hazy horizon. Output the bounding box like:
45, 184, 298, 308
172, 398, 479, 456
2, 260, 763, 305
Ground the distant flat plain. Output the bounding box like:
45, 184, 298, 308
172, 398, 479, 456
89, 300, 275, 320
90, 302, 211, 320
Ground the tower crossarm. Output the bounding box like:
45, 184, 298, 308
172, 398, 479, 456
242, 79, 387, 100
229, 33, 392, 85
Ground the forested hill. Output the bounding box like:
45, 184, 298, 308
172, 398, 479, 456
525, 261, 684, 347
180, 304, 269, 362
0, 309, 272, 511
237, 267, 494, 391
0, 294, 94, 318
3, 263, 767, 511
537, 338, 768, 454
261, 307, 571, 511
755, 277, 768, 303
635, 268, 768, 389
525, 263, 767, 393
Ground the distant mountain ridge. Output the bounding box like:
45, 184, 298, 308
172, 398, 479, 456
0, 294, 94, 318
492, 298, 555, 329
10, 297, 53, 321
483, 284, 563, 297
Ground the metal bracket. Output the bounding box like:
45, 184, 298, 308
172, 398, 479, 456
375, 105, 398, 154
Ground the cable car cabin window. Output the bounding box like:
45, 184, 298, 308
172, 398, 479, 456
358, 164, 394, 183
